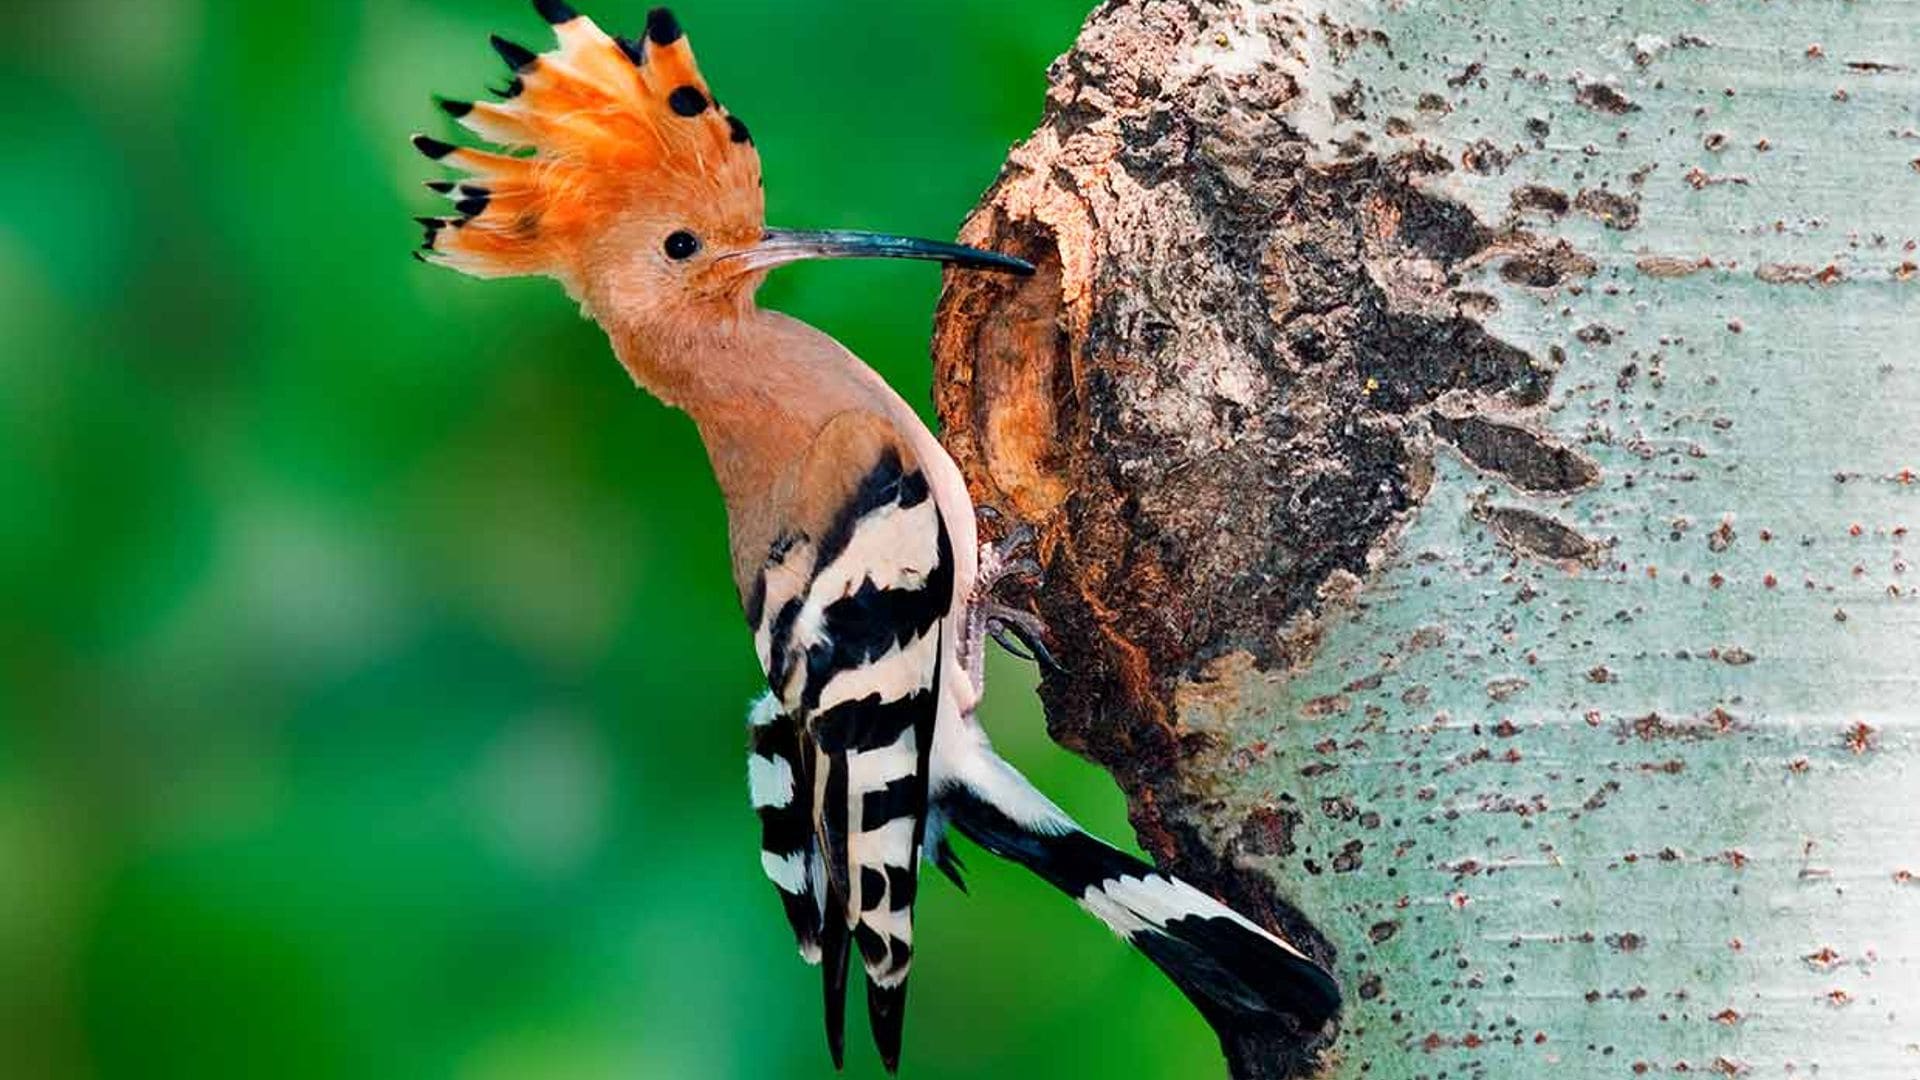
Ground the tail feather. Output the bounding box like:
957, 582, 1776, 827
938, 758, 1342, 1033
820, 911, 850, 1070
930, 834, 967, 893
866, 978, 907, 1073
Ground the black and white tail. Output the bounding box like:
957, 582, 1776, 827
935, 747, 1342, 1034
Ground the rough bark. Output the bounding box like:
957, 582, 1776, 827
933, 1, 1920, 1077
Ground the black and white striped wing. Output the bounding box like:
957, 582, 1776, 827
746, 443, 953, 1071
746, 528, 826, 965
746, 692, 823, 962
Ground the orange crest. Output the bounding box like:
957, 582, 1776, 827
413, 3, 763, 294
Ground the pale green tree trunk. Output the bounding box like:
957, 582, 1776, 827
934, 1, 1920, 1076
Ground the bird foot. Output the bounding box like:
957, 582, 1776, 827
964, 512, 1062, 692
974, 510, 1043, 599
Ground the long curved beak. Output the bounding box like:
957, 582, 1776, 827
728, 228, 1035, 276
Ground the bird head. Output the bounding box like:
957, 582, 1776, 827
413, 3, 1029, 332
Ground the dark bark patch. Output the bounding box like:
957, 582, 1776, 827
1510, 184, 1571, 216
1476, 504, 1604, 566
1574, 187, 1641, 230
1575, 80, 1640, 114
1460, 138, 1512, 174
1499, 240, 1597, 289
1638, 254, 1713, 278
1618, 707, 1743, 742
1430, 412, 1601, 493
1581, 780, 1623, 813
1606, 932, 1646, 952
1238, 804, 1301, 857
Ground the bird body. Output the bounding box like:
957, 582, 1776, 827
413, 4, 1338, 1071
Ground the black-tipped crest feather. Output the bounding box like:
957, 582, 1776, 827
490, 34, 539, 71
411, 134, 457, 160
645, 7, 683, 45
414, 217, 446, 249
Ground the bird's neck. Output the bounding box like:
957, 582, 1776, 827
606, 306, 768, 414
605, 306, 874, 507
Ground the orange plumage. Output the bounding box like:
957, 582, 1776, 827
414, 5, 761, 299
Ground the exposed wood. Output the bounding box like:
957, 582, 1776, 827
933, 0, 1920, 1076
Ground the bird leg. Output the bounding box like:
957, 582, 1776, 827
964, 515, 1062, 696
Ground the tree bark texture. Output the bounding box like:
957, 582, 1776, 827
933, 1, 1920, 1077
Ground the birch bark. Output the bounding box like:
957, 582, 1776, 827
933, 2, 1920, 1076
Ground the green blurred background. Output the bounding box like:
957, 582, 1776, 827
0, 1, 1226, 1077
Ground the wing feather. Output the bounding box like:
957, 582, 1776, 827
746, 694, 823, 962
743, 413, 953, 1072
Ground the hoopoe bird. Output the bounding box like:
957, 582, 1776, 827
411, 2, 1340, 1070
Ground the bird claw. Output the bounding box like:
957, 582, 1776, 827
988, 625, 1034, 661
985, 606, 1066, 675
976, 516, 1042, 597
995, 556, 1044, 585
965, 510, 1061, 688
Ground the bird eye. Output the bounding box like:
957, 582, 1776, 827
664, 230, 701, 260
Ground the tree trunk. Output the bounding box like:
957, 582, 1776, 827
932, 1, 1920, 1076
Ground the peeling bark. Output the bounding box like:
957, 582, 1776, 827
935, 0, 1920, 1077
